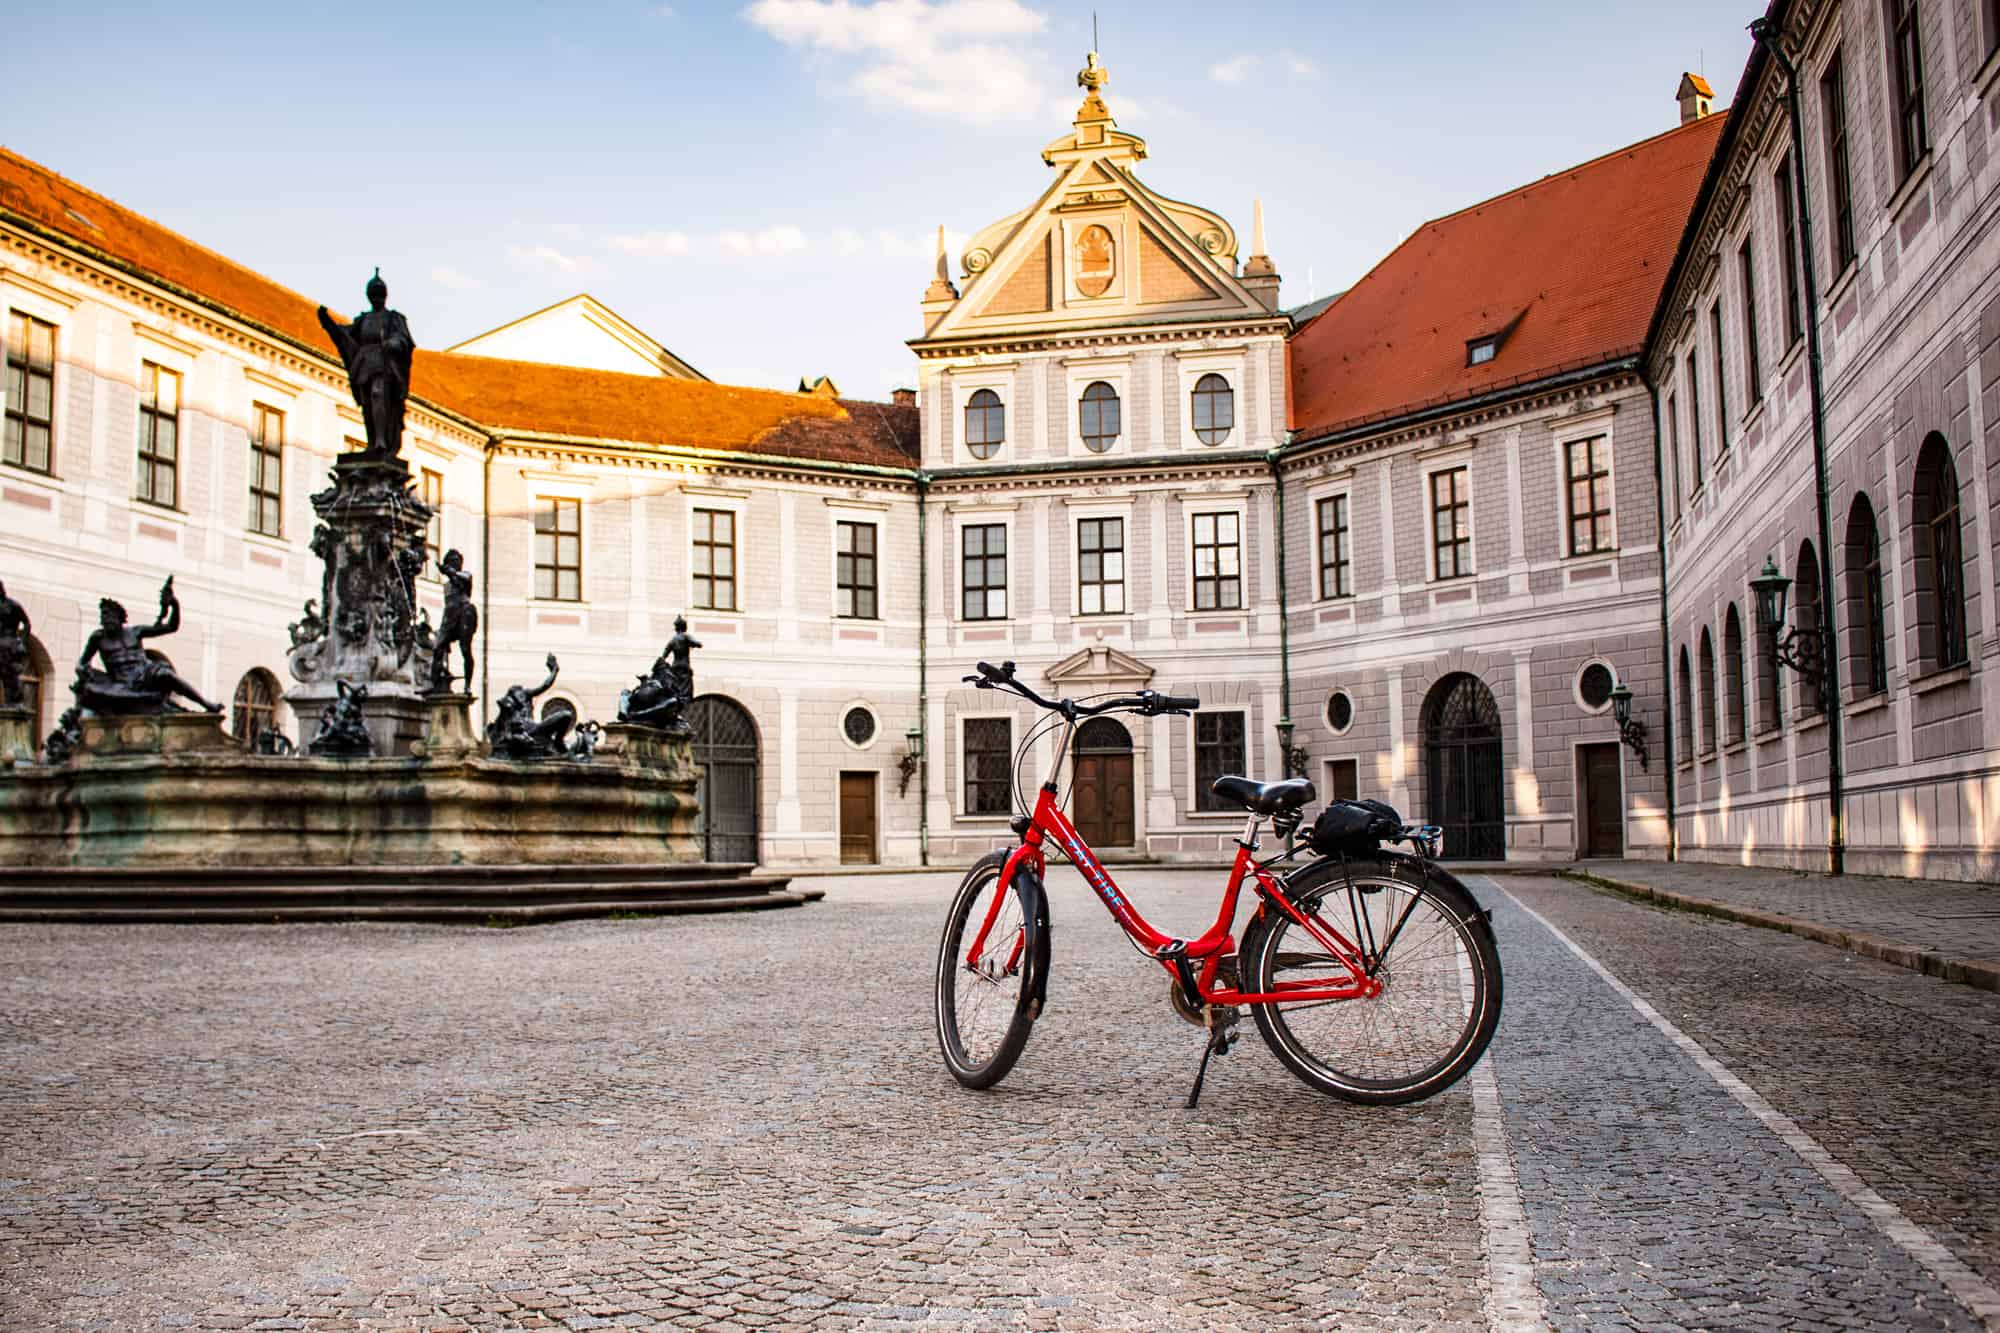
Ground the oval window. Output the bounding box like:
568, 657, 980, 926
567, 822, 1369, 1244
1079, 381, 1120, 452
964, 389, 1005, 460
1192, 373, 1234, 445
1578, 662, 1615, 712
843, 706, 877, 746
1326, 690, 1354, 734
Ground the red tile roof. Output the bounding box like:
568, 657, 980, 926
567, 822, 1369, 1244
1288, 113, 1728, 442
0, 147, 915, 469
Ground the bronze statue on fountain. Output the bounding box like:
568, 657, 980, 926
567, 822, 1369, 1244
618, 616, 700, 734
74, 578, 221, 715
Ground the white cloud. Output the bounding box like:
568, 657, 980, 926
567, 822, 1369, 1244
506, 244, 599, 275
1209, 54, 1254, 85
611, 230, 695, 258
718, 224, 810, 256
1281, 50, 1320, 78
745, 0, 1053, 126
429, 264, 481, 291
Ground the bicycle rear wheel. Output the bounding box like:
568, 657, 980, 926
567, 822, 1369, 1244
935, 851, 1048, 1089
1244, 856, 1501, 1106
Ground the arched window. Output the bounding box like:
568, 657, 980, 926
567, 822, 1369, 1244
1676, 646, 1694, 766
1722, 605, 1746, 747
1844, 494, 1888, 697
1079, 381, 1120, 452
229, 668, 281, 744
541, 695, 576, 722
963, 389, 1005, 460
1913, 433, 1967, 671
1755, 564, 1783, 734
19, 634, 51, 749
1698, 629, 1717, 755
1191, 373, 1234, 445
1794, 541, 1824, 715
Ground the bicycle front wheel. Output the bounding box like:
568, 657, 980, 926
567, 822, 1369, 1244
1244, 856, 1501, 1106
934, 851, 1048, 1090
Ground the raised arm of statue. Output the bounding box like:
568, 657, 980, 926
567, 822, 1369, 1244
139, 578, 180, 639
316, 305, 354, 360
531, 653, 560, 698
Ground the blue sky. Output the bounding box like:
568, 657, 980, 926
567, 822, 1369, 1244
11, 2, 1758, 400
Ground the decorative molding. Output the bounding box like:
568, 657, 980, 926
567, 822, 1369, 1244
0, 266, 80, 309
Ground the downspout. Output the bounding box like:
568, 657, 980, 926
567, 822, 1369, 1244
1754, 17, 1845, 874
916, 470, 930, 866
1641, 367, 1679, 861
1267, 448, 1295, 774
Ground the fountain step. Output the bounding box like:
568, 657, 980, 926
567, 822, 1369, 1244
0, 890, 821, 926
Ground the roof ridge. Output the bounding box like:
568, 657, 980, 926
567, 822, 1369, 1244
1416, 111, 1730, 231
0, 144, 330, 317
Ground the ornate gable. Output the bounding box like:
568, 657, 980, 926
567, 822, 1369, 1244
1045, 643, 1155, 690
914, 55, 1276, 344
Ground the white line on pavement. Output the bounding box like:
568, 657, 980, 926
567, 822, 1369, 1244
1485, 878, 2000, 1332
1467, 1052, 1549, 1331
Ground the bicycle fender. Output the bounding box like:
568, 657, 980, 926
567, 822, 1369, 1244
1020, 868, 1052, 1019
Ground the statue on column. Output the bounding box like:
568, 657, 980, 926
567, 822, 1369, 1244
428, 550, 478, 693
73, 577, 221, 715
0, 580, 30, 708
317, 270, 414, 462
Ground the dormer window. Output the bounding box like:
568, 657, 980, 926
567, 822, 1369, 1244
1467, 338, 1498, 366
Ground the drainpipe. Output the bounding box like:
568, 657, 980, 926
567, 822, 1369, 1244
1641, 367, 1679, 862
916, 470, 930, 866
1753, 17, 1846, 875
1267, 449, 1296, 776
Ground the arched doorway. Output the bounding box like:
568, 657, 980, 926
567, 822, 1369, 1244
688, 694, 760, 863
19, 634, 52, 750
1423, 673, 1504, 860
1071, 717, 1134, 848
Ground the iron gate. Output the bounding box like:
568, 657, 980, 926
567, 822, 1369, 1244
1423, 673, 1504, 860
688, 695, 760, 864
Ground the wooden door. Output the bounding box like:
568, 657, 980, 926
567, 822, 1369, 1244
839, 772, 877, 865
1325, 758, 1359, 803
1070, 717, 1136, 848
1579, 743, 1624, 857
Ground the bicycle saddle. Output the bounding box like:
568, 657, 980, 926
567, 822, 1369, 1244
1209, 775, 1317, 816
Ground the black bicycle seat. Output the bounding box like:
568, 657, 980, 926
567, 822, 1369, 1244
1209, 775, 1317, 816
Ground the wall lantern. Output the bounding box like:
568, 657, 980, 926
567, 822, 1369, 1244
1608, 678, 1649, 770
1750, 554, 1825, 694
896, 724, 923, 798
1274, 716, 1309, 781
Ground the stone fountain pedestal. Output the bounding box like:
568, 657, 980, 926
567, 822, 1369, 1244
0, 707, 33, 769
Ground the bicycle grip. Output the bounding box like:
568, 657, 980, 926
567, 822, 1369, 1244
1160, 694, 1201, 712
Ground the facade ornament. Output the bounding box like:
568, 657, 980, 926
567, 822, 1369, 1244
74, 578, 222, 715
924, 225, 959, 302
0, 580, 30, 709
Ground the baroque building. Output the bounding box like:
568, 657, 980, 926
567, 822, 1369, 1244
1649, 0, 2000, 878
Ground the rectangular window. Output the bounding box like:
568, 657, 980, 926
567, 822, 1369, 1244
1776, 157, 1803, 349
1686, 351, 1704, 489
1190, 511, 1242, 610
1988, 0, 2000, 59
532, 496, 581, 601
1194, 711, 1247, 812
691, 507, 737, 611
1710, 305, 1730, 455
1430, 467, 1471, 579
1667, 390, 1683, 520
1739, 241, 1763, 404
1076, 516, 1125, 615
1822, 52, 1857, 276
963, 716, 1012, 815
1565, 436, 1613, 556
3, 312, 56, 474
836, 520, 878, 619
248, 403, 283, 537
1317, 494, 1351, 599
136, 361, 180, 508
961, 523, 1007, 620
1888, 0, 1929, 179
1326, 757, 1359, 803
420, 467, 444, 577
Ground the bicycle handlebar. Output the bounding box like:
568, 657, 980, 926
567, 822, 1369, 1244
962, 660, 1199, 719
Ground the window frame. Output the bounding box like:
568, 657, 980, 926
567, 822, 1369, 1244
1775, 155, 1804, 351
1077, 380, 1122, 454
1316, 492, 1352, 599
1821, 49, 1858, 278
1886, 0, 1929, 183
1676, 645, 1696, 765
135, 360, 182, 510
1846, 495, 1889, 698
230, 668, 282, 744
420, 467, 444, 579
1915, 437, 1967, 672
1685, 349, 1704, 491
959, 384, 1008, 461
1667, 389, 1684, 521
959, 712, 1015, 817
1709, 303, 1730, 457
1074, 512, 1127, 617
1738, 239, 1764, 406
835, 518, 880, 620
960, 520, 1010, 622
1698, 627, 1718, 755
1190, 371, 1236, 447
1188, 507, 1244, 612
532, 494, 584, 603
1428, 464, 1473, 581
690, 505, 739, 612
1722, 604, 1748, 747
248, 402, 284, 538
1192, 708, 1249, 814
1561, 433, 1615, 558
3, 310, 58, 476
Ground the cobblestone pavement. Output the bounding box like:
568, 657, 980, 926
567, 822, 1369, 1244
1570, 859, 2000, 971
2, 865, 1997, 1330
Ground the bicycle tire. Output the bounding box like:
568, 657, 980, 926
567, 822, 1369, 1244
1242, 854, 1501, 1106
935, 851, 1049, 1090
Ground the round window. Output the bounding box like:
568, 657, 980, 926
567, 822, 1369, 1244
1578, 662, 1615, 712
1325, 690, 1354, 734
842, 706, 877, 746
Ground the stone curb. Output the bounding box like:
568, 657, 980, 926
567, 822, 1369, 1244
1562, 869, 2000, 996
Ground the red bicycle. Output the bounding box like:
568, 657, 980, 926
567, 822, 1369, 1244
935, 661, 1503, 1107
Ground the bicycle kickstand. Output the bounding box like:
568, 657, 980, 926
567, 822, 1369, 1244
1184, 1009, 1239, 1110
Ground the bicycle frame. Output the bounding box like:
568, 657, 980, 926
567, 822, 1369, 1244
965, 712, 1382, 1008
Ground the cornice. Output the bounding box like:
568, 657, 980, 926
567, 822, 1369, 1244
912, 317, 1287, 360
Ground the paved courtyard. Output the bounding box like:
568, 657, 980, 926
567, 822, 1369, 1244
2, 865, 1997, 1330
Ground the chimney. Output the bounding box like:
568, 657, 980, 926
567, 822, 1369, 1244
891, 387, 916, 407
1677, 72, 1714, 125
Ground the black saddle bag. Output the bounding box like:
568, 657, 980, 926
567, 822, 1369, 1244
1305, 798, 1404, 858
